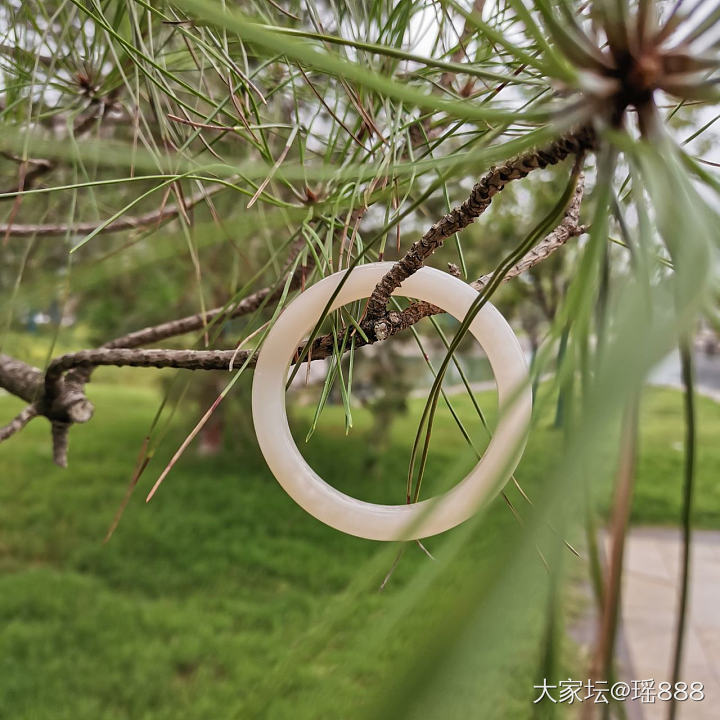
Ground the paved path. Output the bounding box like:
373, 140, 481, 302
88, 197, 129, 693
605, 528, 720, 719
649, 350, 720, 401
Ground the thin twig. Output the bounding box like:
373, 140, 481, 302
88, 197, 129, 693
1, 183, 226, 237
0, 405, 38, 441
103, 274, 301, 350
46, 347, 248, 379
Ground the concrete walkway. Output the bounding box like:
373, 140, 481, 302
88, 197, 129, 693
606, 528, 720, 719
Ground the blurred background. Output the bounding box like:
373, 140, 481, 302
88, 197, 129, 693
2, 1, 720, 719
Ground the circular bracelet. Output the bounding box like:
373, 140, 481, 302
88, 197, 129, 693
252, 262, 531, 541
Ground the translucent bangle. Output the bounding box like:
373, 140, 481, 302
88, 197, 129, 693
252, 262, 531, 541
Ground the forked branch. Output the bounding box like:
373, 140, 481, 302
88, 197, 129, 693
363, 125, 595, 323
0, 131, 591, 466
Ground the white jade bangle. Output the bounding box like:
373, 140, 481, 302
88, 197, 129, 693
251, 262, 531, 541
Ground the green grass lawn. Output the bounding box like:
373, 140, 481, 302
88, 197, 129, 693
0, 381, 718, 719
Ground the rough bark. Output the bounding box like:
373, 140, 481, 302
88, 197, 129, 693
0, 135, 590, 466
103, 271, 301, 350
372, 172, 587, 339
363, 125, 595, 322
1, 184, 226, 237
0, 353, 44, 404
0, 405, 38, 442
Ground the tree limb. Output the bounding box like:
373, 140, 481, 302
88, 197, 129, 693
1, 183, 227, 237
0, 405, 38, 442
371, 171, 586, 339
62, 237, 307, 387
0, 257, 304, 462
363, 126, 595, 322
0, 154, 588, 465
103, 267, 303, 350
0, 353, 44, 404
46, 347, 249, 377
8, 187, 588, 395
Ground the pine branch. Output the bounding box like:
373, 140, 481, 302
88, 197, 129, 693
46, 347, 249, 377
1, 184, 226, 237
0, 352, 44, 405
103, 266, 303, 351
363, 126, 595, 322
0, 255, 305, 463
0, 405, 38, 442
372, 171, 586, 339
0, 162, 587, 466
